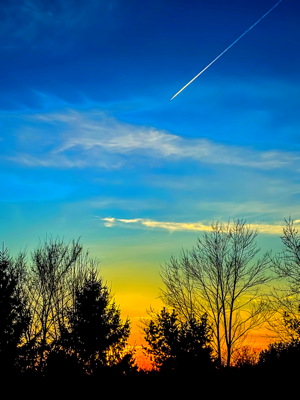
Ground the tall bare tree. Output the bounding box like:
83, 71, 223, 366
161, 220, 270, 367
24, 237, 87, 372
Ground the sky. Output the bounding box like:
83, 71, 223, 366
0, 0, 299, 366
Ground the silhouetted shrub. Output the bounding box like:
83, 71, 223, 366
143, 308, 214, 376
259, 339, 300, 372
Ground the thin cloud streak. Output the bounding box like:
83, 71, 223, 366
102, 217, 289, 235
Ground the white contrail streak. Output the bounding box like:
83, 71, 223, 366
171, 0, 283, 100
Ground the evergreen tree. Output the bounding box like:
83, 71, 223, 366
63, 269, 133, 375
0, 247, 29, 375
143, 308, 214, 375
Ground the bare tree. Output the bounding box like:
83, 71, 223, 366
231, 345, 260, 368
24, 237, 88, 372
161, 220, 271, 367
268, 218, 300, 341
272, 218, 300, 292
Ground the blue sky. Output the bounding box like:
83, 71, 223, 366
0, 0, 299, 341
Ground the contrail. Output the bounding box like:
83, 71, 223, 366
171, 0, 283, 100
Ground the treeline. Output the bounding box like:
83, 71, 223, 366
1, 218, 300, 383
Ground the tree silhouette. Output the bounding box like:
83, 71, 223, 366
259, 340, 300, 371
282, 308, 300, 340
259, 303, 300, 375
232, 345, 259, 369
143, 307, 213, 375
23, 237, 84, 373
62, 268, 133, 376
269, 219, 300, 339
272, 218, 300, 290
161, 220, 270, 367
0, 247, 29, 376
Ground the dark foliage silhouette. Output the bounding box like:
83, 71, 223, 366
143, 307, 214, 375
283, 308, 300, 339
0, 247, 29, 375
259, 339, 300, 372
259, 301, 300, 374
232, 345, 259, 369
61, 268, 134, 376
44, 348, 86, 378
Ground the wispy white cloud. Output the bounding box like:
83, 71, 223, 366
101, 217, 288, 235
6, 109, 300, 171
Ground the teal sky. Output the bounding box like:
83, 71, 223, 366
0, 0, 299, 333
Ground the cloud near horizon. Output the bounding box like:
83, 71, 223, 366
5, 109, 300, 171
101, 217, 297, 235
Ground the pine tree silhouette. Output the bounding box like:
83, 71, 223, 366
0, 247, 29, 376
62, 269, 132, 376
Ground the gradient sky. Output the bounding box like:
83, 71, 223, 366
1, 0, 299, 364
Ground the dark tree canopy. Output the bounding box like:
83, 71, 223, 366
232, 346, 259, 369
62, 268, 133, 376
143, 307, 214, 376
0, 247, 29, 375
259, 340, 300, 371
259, 298, 300, 374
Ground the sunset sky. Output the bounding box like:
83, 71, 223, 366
1, 0, 299, 365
